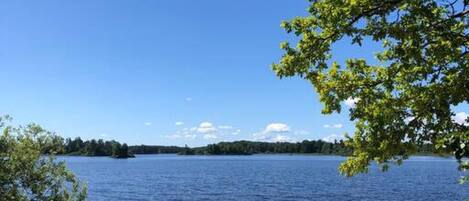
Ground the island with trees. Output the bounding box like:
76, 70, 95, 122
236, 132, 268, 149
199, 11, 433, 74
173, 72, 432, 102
36, 136, 135, 158
62, 137, 134, 158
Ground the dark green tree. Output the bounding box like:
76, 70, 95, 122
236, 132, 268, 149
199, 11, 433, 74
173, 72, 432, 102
120, 143, 129, 157
273, 0, 468, 182
0, 116, 87, 200
111, 142, 122, 157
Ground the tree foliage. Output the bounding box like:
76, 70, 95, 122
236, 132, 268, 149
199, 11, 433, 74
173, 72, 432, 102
129, 145, 189, 154
0, 115, 87, 200
180, 140, 436, 156
182, 140, 354, 155
273, 0, 468, 181
63, 137, 133, 158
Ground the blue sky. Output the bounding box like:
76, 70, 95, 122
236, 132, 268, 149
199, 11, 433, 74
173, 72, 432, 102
1, 1, 467, 146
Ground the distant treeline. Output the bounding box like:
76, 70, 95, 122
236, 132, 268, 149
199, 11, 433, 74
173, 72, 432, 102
130, 140, 353, 155
188, 140, 352, 155
63, 137, 134, 158
53, 137, 437, 157
55, 139, 352, 156
130, 140, 437, 156
129, 145, 188, 154
46, 137, 134, 158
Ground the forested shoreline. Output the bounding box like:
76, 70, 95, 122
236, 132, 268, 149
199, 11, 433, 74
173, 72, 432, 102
182, 140, 352, 155
49, 137, 134, 158
128, 140, 352, 155
130, 140, 437, 156
50, 137, 437, 157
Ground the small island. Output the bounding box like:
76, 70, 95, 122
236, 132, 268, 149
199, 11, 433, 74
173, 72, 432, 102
58, 137, 135, 159
110, 143, 135, 158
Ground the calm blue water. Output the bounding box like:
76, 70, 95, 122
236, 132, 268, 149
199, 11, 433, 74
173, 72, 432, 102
62, 155, 468, 201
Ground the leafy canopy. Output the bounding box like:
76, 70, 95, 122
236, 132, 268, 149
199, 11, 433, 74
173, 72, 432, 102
0, 115, 87, 200
273, 0, 468, 180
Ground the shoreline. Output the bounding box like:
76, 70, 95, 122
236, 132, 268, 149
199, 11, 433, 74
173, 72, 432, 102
56, 152, 453, 158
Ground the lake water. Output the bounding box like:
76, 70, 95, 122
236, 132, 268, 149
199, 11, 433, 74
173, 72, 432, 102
63, 154, 468, 201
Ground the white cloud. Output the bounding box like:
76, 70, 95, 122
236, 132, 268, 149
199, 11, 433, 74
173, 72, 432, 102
166, 121, 234, 141
216, 125, 239, 136
453, 112, 469, 126
322, 134, 344, 142
252, 133, 296, 142
175, 121, 184, 126
144, 122, 152, 126
196, 122, 217, 134
169, 122, 237, 141
344, 97, 359, 108
172, 122, 220, 140
252, 123, 297, 142
166, 126, 198, 140
185, 97, 192, 101
264, 123, 290, 133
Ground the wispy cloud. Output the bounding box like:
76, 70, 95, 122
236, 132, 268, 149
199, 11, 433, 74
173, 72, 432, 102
252, 123, 296, 142
170, 121, 221, 140
144, 122, 152, 126
264, 123, 290, 133
175, 121, 184, 126
195, 122, 217, 134
323, 124, 343, 128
